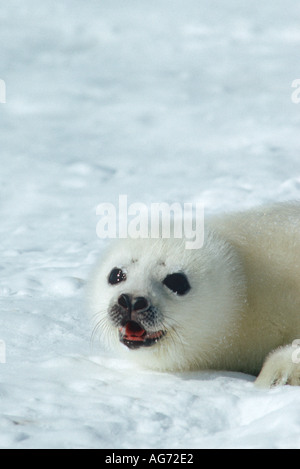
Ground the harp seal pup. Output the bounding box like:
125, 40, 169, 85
88, 202, 300, 388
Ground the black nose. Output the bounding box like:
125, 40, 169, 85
133, 297, 149, 313
118, 294, 132, 312
117, 294, 150, 314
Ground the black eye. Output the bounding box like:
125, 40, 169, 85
108, 268, 126, 285
163, 272, 191, 296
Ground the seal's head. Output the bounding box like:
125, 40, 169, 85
88, 235, 246, 371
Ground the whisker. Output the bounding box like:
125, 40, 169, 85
161, 311, 187, 351
90, 313, 110, 349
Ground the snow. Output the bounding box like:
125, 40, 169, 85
1, 0, 300, 449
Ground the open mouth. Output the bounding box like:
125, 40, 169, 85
119, 320, 165, 349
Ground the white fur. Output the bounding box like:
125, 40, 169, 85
255, 345, 300, 388
88, 202, 300, 388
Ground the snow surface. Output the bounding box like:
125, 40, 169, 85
1, 0, 300, 449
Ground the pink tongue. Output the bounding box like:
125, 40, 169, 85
124, 321, 146, 341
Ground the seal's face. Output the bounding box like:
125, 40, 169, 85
89, 238, 200, 370
89, 236, 245, 371
107, 266, 191, 350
